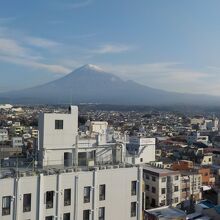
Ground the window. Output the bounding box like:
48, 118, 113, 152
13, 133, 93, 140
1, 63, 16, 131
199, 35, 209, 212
2, 196, 11, 216
145, 184, 149, 191
45, 217, 53, 220
145, 174, 149, 180
23, 193, 31, 212
162, 177, 166, 182
175, 175, 179, 180
46, 191, 54, 209
151, 198, 156, 207
83, 210, 90, 220
131, 202, 136, 217
140, 158, 143, 162
174, 186, 179, 192
99, 207, 105, 220
99, 184, 106, 201
161, 188, 166, 194
55, 120, 63, 129
131, 181, 137, 196
160, 200, 166, 206
63, 213, 70, 220
174, 197, 179, 203
152, 176, 156, 181
64, 189, 71, 206
84, 187, 91, 203
152, 187, 156, 193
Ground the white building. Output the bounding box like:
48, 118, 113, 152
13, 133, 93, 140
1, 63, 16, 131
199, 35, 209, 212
126, 137, 156, 165
0, 166, 143, 220
0, 104, 13, 110
0, 129, 9, 142
87, 121, 108, 145
187, 132, 209, 145
38, 106, 78, 167
12, 137, 23, 148
0, 105, 144, 220
201, 118, 219, 131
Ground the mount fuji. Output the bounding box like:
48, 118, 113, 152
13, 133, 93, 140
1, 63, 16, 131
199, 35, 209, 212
0, 64, 219, 105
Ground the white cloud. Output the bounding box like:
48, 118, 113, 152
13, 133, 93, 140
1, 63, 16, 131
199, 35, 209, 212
101, 62, 209, 81
0, 55, 71, 74
25, 37, 61, 49
0, 38, 28, 57
92, 44, 134, 54
95, 62, 218, 94
0, 25, 72, 74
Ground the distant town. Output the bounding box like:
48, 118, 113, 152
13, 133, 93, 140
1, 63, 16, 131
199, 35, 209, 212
1, 103, 220, 219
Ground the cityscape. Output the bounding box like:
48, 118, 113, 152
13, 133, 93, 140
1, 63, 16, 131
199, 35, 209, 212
1, 104, 220, 219
1, 1, 220, 220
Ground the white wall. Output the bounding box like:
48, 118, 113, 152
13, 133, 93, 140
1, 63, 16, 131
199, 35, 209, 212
0, 129, 9, 142
0, 166, 142, 220
128, 137, 156, 165
38, 106, 78, 166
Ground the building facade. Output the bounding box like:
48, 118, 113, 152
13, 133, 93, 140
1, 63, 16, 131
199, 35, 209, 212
0, 129, 9, 142
0, 166, 142, 220
143, 166, 181, 209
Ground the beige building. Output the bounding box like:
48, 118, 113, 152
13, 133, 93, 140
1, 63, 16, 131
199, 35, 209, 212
143, 166, 181, 209
180, 172, 202, 202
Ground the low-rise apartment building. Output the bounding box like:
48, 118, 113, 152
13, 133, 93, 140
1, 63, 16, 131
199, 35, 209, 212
180, 172, 202, 202
0, 129, 9, 142
143, 166, 181, 209
198, 167, 215, 186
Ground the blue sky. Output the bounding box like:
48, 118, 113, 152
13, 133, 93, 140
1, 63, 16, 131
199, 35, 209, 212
1, 0, 220, 95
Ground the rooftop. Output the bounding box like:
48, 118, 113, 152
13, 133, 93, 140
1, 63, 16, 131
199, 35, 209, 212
198, 200, 215, 209
145, 206, 186, 218
143, 165, 179, 176
0, 163, 137, 180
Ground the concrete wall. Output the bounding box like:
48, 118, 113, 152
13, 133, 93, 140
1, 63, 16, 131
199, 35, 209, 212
0, 166, 142, 220
128, 137, 156, 165
144, 172, 181, 209
38, 106, 78, 166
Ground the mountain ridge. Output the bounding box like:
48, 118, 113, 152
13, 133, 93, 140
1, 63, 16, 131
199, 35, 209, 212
0, 64, 220, 105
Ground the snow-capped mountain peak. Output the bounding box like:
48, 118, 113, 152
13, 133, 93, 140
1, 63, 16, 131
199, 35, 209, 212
81, 64, 104, 72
